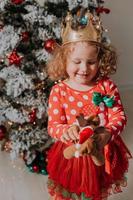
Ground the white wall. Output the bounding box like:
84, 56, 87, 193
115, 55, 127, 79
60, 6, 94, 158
103, 0, 133, 89
37, 0, 133, 89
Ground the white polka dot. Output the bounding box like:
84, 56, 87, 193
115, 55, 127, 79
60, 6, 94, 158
113, 107, 118, 112
83, 95, 88, 100
61, 116, 65, 121
112, 126, 117, 130
53, 109, 59, 115
69, 96, 75, 102
63, 103, 68, 109
71, 109, 77, 115
77, 102, 83, 107
117, 121, 122, 126
53, 96, 58, 102
61, 91, 66, 96
49, 116, 52, 121
120, 112, 124, 115
121, 116, 125, 120
50, 128, 53, 133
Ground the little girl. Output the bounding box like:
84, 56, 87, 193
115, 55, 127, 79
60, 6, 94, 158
46, 10, 131, 200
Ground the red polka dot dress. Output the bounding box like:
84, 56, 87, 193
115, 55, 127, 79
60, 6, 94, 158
47, 78, 131, 200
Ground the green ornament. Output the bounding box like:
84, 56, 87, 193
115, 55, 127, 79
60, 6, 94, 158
92, 92, 103, 106
28, 166, 33, 172
41, 169, 48, 175
103, 96, 115, 107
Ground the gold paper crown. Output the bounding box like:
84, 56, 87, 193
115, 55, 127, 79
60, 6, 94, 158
61, 11, 103, 45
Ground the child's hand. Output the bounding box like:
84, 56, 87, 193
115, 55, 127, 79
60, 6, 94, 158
93, 129, 111, 149
61, 125, 80, 143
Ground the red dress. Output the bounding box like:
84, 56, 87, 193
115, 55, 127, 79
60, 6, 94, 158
47, 78, 132, 200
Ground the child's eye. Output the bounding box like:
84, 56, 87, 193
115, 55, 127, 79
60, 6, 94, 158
87, 61, 97, 65
73, 61, 81, 64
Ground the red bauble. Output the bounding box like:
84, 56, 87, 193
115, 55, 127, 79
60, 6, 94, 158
8, 50, 22, 66
29, 109, 36, 123
79, 127, 94, 144
11, 0, 25, 4
33, 165, 39, 173
44, 39, 56, 53
0, 125, 6, 141
96, 7, 110, 14
103, 8, 110, 14
21, 31, 29, 42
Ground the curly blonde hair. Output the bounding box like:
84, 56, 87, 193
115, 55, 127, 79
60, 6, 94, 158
47, 41, 117, 81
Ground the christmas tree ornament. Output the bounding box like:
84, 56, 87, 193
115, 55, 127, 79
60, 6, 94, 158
44, 39, 56, 53
33, 165, 39, 173
11, 0, 25, 5
0, 125, 6, 141
96, 7, 110, 14
21, 31, 29, 42
29, 109, 37, 123
8, 50, 23, 66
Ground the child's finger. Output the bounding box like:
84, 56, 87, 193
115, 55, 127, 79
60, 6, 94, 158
73, 130, 80, 140
63, 132, 71, 141
60, 135, 68, 144
68, 130, 77, 140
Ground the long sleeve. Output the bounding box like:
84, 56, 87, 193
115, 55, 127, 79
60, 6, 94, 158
47, 85, 70, 140
103, 79, 127, 140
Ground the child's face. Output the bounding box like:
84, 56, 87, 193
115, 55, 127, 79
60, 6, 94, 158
66, 42, 99, 85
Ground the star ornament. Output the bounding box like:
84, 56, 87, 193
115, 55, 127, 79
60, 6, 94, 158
8, 51, 23, 66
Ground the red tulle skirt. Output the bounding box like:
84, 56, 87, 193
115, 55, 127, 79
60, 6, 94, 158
47, 136, 132, 200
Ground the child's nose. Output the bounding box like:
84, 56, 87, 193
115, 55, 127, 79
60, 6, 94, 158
80, 63, 88, 72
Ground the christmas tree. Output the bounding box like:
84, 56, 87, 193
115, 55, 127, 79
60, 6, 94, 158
0, 0, 110, 174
